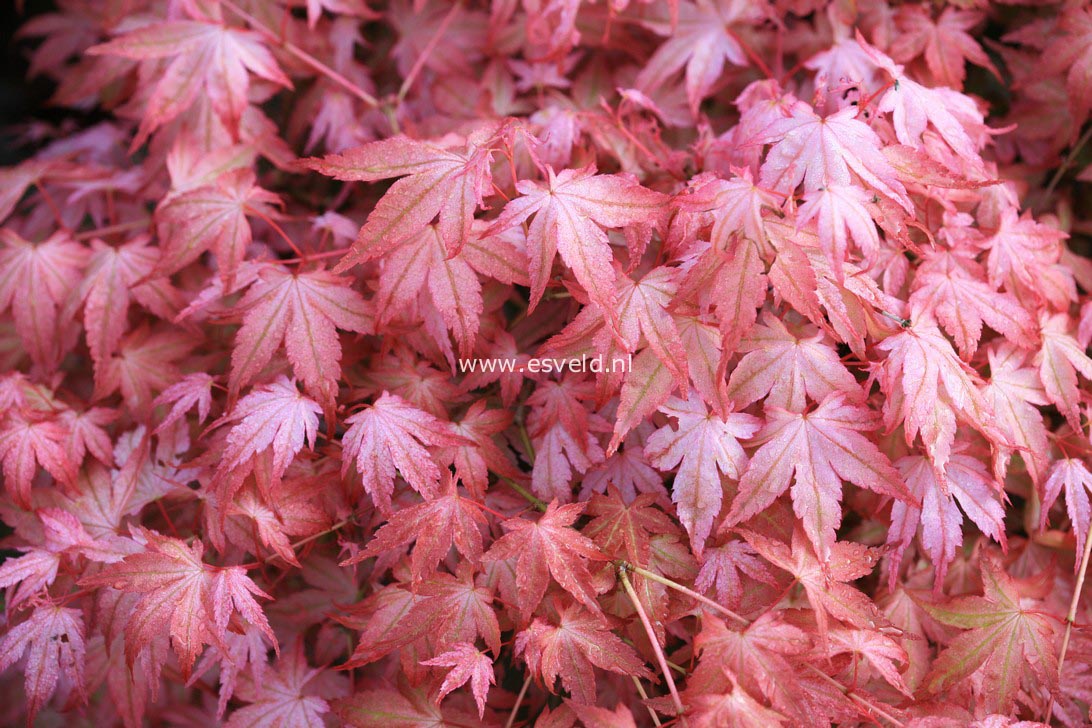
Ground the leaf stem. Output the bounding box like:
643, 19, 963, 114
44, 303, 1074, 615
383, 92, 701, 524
619, 565, 688, 724
1045, 517, 1092, 723
805, 665, 904, 727
627, 563, 750, 626
500, 476, 547, 512
397, 1, 462, 103
220, 0, 379, 108
1040, 123, 1092, 209
505, 672, 532, 728
631, 675, 664, 726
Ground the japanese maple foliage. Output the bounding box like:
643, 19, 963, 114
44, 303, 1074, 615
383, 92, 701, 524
4, 0, 1092, 726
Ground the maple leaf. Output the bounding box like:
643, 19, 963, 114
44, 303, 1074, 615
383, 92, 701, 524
726, 312, 862, 412
915, 556, 1058, 714
88, 20, 291, 143
689, 612, 809, 719
71, 235, 183, 370
153, 372, 215, 434
689, 675, 789, 727
420, 642, 496, 718
228, 265, 372, 414
80, 529, 275, 677
306, 132, 498, 264
673, 235, 768, 359
982, 343, 1051, 487
488, 165, 668, 317
0, 410, 77, 507
1041, 458, 1092, 570
694, 539, 777, 609
333, 683, 481, 728
584, 488, 681, 567
644, 392, 760, 556
155, 169, 281, 288
347, 473, 486, 581
796, 184, 880, 282
341, 392, 469, 513
744, 528, 884, 639
482, 500, 608, 621
0, 229, 86, 371
909, 248, 1037, 359
515, 603, 652, 705
887, 453, 1006, 588
890, 5, 996, 89
94, 326, 195, 417
725, 392, 912, 558
1035, 313, 1092, 431
636, 0, 762, 116
525, 377, 608, 503
373, 225, 485, 358
0, 605, 86, 725
757, 104, 911, 211
876, 318, 1004, 475
225, 642, 335, 728
214, 377, 322, 501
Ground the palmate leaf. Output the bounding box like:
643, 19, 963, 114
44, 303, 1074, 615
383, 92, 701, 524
306, 132, 499, 265
725, 392, 913, 558
488, 165, 668, 319
914, 556, 1058, 714
227, 265, 372, 416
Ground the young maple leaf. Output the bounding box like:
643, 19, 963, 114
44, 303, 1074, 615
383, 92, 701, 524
726, 312, 862, 412
982, 208, 1071, 311
644, 392, 760, 556
70, 236, 183, 370
488, 165, 668, 318
94, 326, 195, 418
756, 104, 911, 211
689, 612, 809, 720
224, 642, 335, 728
306, 132, 498, 265
154, 169, 281, 288
584, 488, 681, 567
482, 500, 608, 621
1041, 458, 1092, 570
420, 642, 496, 719
228, 265, 372, 415
515, 603, 652, 705
372, 225, 486, 358
87, 20, 291, 144
635, 0, 762, 116
744, 528, 884, 640
726, 393, 912, 558
914, 555, 1058, 715
0, 605, 86, 725
694, 539, 777, 609
340, 392, 469, 513
333, 684, 481, 728
438, 400, 520, 500
346, 472, 486, 582
875, 318, 1004, 475
886, 453, 1006, 589
525, 377, 608, 503
689, 675, 789, 727
1035, 313, 1092, 431
909, 248, 1037, 359
153, 372, 215, 434
214, 377, 321, 501
80, 529, 275, 678
0, 229, 87, 371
